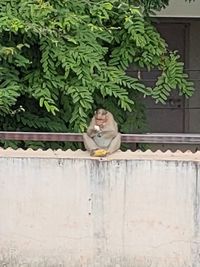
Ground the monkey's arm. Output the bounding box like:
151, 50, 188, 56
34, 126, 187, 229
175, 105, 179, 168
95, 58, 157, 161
101, 121, 118, 139
87, 117, 98, 137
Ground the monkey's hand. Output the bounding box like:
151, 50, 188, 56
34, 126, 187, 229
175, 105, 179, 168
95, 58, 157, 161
94, 125, 100, 131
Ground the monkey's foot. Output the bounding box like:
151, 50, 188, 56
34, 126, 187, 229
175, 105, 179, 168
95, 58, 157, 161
90, 149, 108, 157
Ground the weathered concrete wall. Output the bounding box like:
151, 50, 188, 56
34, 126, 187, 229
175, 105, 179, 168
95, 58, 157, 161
0, 150, 200, 267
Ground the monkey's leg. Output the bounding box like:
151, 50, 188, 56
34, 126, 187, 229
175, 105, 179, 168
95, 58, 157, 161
83, 133, 99, 152
107, 133, 121, 154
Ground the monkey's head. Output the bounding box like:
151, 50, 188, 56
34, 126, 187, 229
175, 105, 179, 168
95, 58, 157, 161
94, 108, 108, 126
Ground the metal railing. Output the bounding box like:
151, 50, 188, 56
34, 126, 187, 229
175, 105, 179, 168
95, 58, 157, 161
0, 132, 200, 144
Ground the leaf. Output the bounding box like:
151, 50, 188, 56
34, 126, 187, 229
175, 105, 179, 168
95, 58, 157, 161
102, 3, 113, 10
39, 97, 44, 107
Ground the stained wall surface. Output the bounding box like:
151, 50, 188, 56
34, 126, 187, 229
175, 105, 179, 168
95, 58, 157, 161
0, 149, 200, 267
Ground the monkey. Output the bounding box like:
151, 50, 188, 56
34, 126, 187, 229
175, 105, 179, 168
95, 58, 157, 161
83, 108, 121, 157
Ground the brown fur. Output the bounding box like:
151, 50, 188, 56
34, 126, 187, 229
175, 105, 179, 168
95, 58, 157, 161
83, 108, 121, 154
87, 109, 118, 139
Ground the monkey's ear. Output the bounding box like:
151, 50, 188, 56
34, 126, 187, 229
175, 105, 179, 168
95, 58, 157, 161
94, 107, 100, 114
94, 108, 101, 115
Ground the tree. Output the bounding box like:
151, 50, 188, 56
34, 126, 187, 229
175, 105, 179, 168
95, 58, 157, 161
0, 0, 194, 149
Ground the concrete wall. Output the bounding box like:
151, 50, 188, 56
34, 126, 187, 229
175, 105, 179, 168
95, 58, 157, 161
0, 149, 200, 267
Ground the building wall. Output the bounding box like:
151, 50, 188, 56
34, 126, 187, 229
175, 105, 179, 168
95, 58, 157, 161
156, 0, 200, 18
0, 150, 200, 267
188, 20, 200, 133
128, 19, 200, 151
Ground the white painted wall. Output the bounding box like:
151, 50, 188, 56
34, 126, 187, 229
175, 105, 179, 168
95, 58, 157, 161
0, 151, 199, 267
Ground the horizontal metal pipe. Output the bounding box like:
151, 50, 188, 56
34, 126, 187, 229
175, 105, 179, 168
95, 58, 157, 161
0, 132, 200, 144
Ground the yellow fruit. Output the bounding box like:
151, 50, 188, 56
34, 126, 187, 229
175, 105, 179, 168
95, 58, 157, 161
92, 149, 108, 157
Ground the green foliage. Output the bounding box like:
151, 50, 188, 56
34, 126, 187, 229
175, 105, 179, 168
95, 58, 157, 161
0, 0, 194, 149
140, 0, 169, 14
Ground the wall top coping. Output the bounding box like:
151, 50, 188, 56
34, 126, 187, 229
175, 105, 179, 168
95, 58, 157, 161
0, 148, 200, 162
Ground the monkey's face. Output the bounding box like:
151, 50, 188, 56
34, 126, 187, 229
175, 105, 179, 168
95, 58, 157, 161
95, 109, 107, 126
